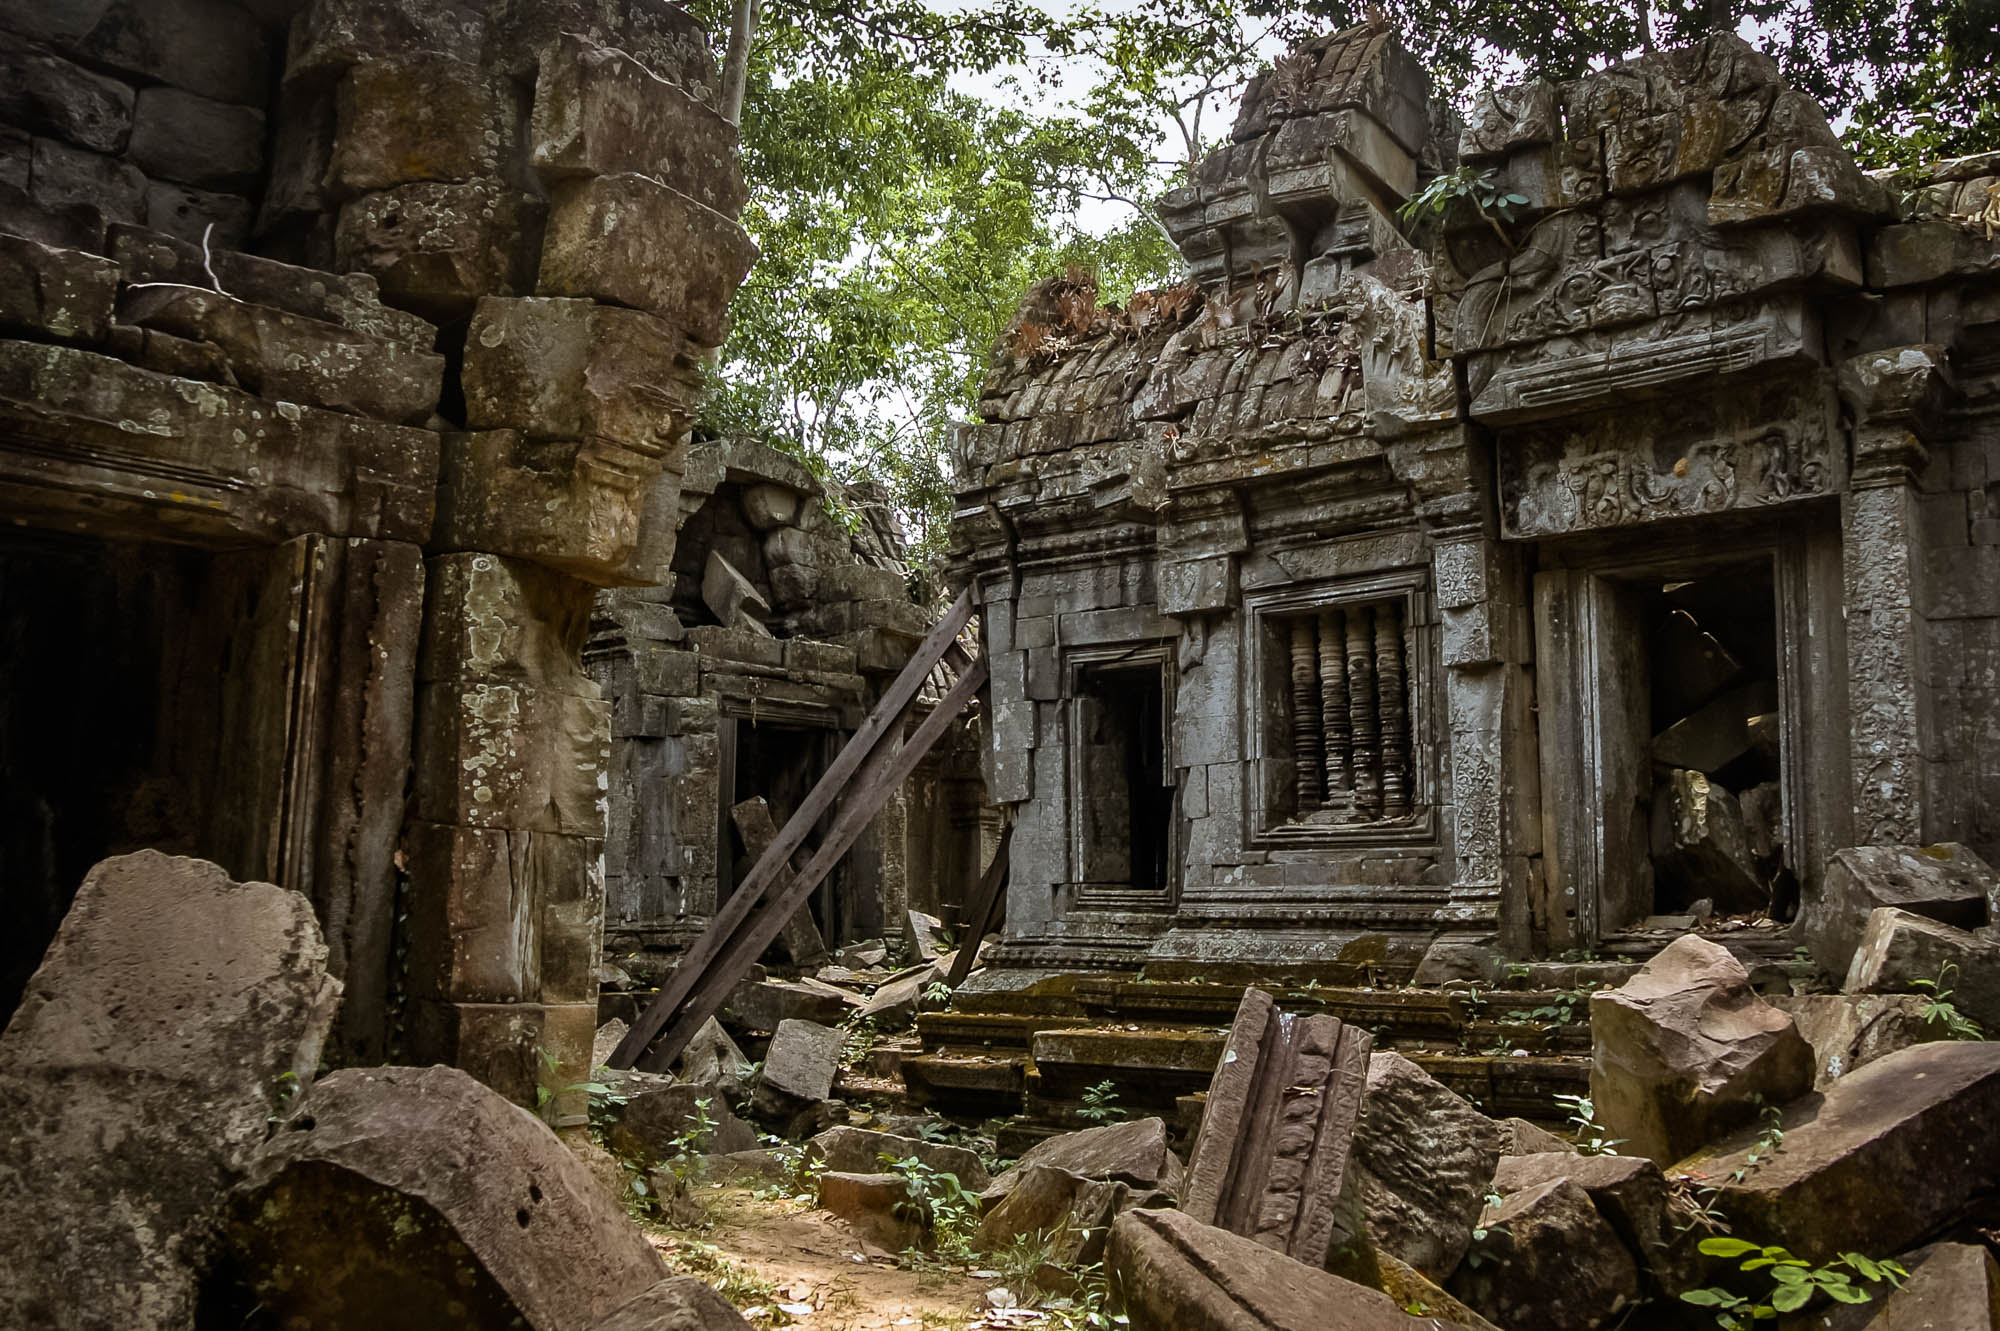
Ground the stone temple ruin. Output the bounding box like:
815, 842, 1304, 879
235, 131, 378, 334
7, 1, 2000, 1328
952, 22, 2000, 982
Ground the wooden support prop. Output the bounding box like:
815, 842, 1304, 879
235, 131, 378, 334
637, 657, 988, 1070
1183, 986, 1373, 1267
944, 818, 1011, 990
729, 797, 828, 967
608, 592, 981, 1070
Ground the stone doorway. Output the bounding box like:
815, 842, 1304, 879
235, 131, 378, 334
719, 717, 865, 939
1534, 541, 1818, 949
1071, 658, 1172, 903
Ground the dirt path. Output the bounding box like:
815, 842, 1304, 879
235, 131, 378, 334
645, 1186, 996, 1330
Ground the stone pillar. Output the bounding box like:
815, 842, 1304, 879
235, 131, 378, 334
1839, 346, 1951, 845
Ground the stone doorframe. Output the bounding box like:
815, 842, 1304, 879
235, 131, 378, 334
1529, 508, 1849, 950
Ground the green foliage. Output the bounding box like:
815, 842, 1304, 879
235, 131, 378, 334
985, 1230, 1130, 1330
1681, 1237, 1906, 1326
1729, 1103, 1786, 1184
1462, 1190, 1511, 1270
661, 1238, 785, 1310
1553, 1093, 1627, 1155
1078, 1079, 1124, 1126
882, 1153, 981, 1261
922, 979, 956, 1008
1397, 166, 1530, 247
1912, 962, 1986, 1039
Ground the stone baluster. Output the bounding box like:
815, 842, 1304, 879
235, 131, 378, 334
1290, 618, 1323, 811
1345, 609, 1380, 817
1376, 602, 1410, 819
1317, 609, 1351, 807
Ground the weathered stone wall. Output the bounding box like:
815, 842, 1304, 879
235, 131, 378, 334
952, 24, 2000, 974
0, 0, 754, 1118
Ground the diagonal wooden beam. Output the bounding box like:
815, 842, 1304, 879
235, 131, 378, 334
945, 817, 1011, 990
636, 656, 988, 1071
608, 589, 976, 1070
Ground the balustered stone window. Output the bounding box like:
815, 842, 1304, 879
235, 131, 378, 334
1251, 578, 1433, 845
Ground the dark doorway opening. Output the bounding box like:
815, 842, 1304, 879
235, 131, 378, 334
1075, 663, 1171, 898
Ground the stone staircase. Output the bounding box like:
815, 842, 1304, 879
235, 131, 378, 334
899, 935, 1812, 1155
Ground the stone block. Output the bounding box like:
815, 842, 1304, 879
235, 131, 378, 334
143, 180, 252, 248
984, 1117, 1185, 1206
1491, 1152, 1695, 1296
0, 29, 134, 154
462, 295, 697, 455
434, 430, 661, 584
328, 54, 515, 196
612, 1084, 759, 1162
530, 32, 747, 217
1590, 936, 1814, 1165
808, 1126, 989, 1190
409, 999, 545, 1104
1649, 769, 1765, 913
686, 623, 784, 667
118, 283, 444, 424
108, 221, 436, 349
487, 0, 721, 102
592, 1278, 755, 1331
855, 967, 937, 1030
742, 482, 800, 530
755, 1018, 844, 1109
976, 1165, 1164, 1277
127, 85, 264, 189
284, 0, 488, 82
1766, 993, 1936, 1088
39, 0, 270, 105
0, 851, 341, 1329
537, 172, 756, 348
224, 1066, 665, 1328
701, 548, 770, 626
632, 647, 700, 696
818, 562, 908, 602
1351, 1050, 1505, 1279
1107, 1208, 1474, 1331
336, 180, 545, 321
31, 135, 145, 231
815, 1171, 922, 1251
1676, 1042, 2000, 1261
1447, 1178, 1640, 1331
1846, 907, 2000, 1031
403, 820, 539, 1002
0, 339, 439, 543
0, 231, 117, 343
1803, 843, 1995, 981
413, 679, 609, 835
1856, 1242, 2000, 1328
1651, 679, 1778, 773
418, 552, 594, 689
722, 978, 862, 1031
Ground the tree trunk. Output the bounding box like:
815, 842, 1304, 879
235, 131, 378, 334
721, 0, 761, 127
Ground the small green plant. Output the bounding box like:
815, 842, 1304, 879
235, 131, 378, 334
922, 979, 955, 1008
1912, 962, 1985, 1039
882, 1153, 980, 1262
1681, 1237, 1905, 1326
1077, 1079, 1124, 1126
1397, 166, 1531, 247
1553, 1093, 1626, 1156
660, 1238, 783, 1311
1461, 1190, 1511, 1270
1729, 1103, 1786, 1184
840, 1016, 879, 1069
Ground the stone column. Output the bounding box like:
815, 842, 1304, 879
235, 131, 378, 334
1839, 346, 1951, 845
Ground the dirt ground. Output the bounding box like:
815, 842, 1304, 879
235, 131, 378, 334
644, 1185, 1001, 1330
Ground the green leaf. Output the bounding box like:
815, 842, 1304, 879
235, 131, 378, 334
1771, 1284, 1812, 1312
1826, 1286, 1875, 1304
1680, 1289, 1738, 1307
1700, 1238, 1761, 1258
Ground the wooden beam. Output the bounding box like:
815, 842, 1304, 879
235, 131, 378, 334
636, 656, 988, 1071
608, 590, 977, 1070
945, 817, 1011, 990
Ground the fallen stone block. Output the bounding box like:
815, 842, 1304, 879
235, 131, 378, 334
1650, 768, 1765, 912
1846, 907, 2000, 1032
983, 1117, 1185, 1206
676, 1016, 755, 1099
1351, 1050, 1505, 1279
1767, 992, 1937, 1088
1492, 1151, 1696, 1295
1590, 935, 1814, 1165
816, 1170, 922, 1252
1852, 1242, 2000, 1329
855, 965, 941, 1030
754, 1018, 844, 1114
1651, 678, 1777, 774
610, 1084, 759, 1164
1500, 1117, 1575, 1155
905, 908, 948, 961
702, 548, 770, 627
973, 1164, 1168, 1279
702, 1149, 786, 1185
723, 977, 861, 1031
586, 1276, 752, 1330
1446, 1178, 1641, 1331
224, 1065, 665, 1330
807, 1125, 989, 1191
1803, 843, 1995, 981
1412, 936, 1504, 985
1183, 986, 1373, 1268
1107, 1207, 1481, 1331
0, 851, 341, 1331
1674, 1042, 2000, 1261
